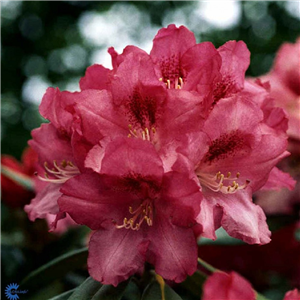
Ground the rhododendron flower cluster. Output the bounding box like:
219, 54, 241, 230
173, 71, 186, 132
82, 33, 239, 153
260, 38, 300, 142
25, 24, 294, 286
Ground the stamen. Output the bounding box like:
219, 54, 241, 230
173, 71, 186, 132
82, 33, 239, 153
166, 79, 171, 89
37, 160, 79, 184
179, 77, 184, 88
197, 171, 250, 194
127, 124, 156, 142
115, 199, 153, 231
160, 77, 184, 89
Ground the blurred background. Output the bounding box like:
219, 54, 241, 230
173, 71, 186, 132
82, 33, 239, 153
1, 1, 300, 299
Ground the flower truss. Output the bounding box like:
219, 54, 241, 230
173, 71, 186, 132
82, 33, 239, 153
25, 24, 295, 286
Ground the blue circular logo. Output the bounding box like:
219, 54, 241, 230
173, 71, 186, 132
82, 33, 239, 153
5, 283, 19, 300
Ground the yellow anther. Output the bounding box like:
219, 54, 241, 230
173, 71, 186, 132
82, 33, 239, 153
236, 172, 240, 178
166, 79, 171, 89
227, 172, 231, 178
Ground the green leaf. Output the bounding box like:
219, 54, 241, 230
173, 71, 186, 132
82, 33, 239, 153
67, 277, 102, 300
256, 292, 271, 300
48, 289, 76, 300
21, 247, 88, 289
180, 270, 207, 297
92, 279, 129, 300
1, 165, 34, 190
141, 281, 182, 300
122, 279, 141, 300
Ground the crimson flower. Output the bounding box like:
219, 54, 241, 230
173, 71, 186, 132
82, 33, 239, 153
74, 50, 205, 173
202, 271, 256, 300
284, 289, 300, 300
1, 147, 37, 208
25, 24, 295, 286
175, 95, 289, 244
25, 87, 83, 230
59, 137, 202, 286
260, 38, 300, 141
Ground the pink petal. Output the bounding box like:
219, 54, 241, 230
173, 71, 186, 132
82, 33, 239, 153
88, 229, 148, 286
79, 64, 112, 91
262, 166, 296, 191
161, 171, 202, 227
100, 138, 163, 183
108, 45, 147, 70
202, 271, 256, 300
73, 89, 127, 145
39, 87, 75, 135
159, 90, 205, 145
29, 123, 74, 166
25, 183, 61, 221
147, 211, 198, 282
283, 289, 300, 300
196, 197, 223, 240
111, 51, 163, 107
59, 173, 132, 230
217, 41, 250, 93
203, 189, 271, 244
150, 24, 196, 66
182, 42, 222, 94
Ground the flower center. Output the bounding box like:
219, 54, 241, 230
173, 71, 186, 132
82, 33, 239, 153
37, 160, 79, 184
197, 171, 250, 194
159, 77, 184, 89
115, 199, 154, 231
127, 124, 156, 142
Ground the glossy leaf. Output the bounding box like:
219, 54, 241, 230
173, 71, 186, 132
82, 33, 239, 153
92, 279, 129, 300
180, 270, 207, 298
21, 247, 88, 289
141, 281, 182, 300
68, 277, 102, 300
48, 289, 76, 300
256, 292, 271, 300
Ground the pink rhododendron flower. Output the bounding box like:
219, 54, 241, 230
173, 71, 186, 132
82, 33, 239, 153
27, 24, 294, 285
284, 289, 300, 300
75, 50, 205, 172
202, 271, 256, 300
211, 40, 250, 108
150, 24, 221, 94
59, 137, 202, 286
260, 38, 300, 141
175, 93, 290, 244
25, 87, 83, 230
